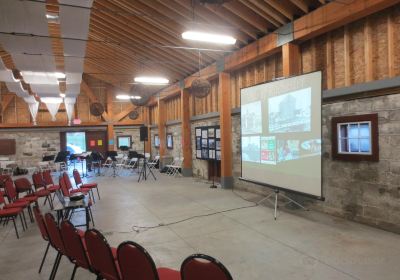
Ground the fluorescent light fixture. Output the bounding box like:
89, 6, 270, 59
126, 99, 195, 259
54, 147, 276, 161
116, 94, 131, 100
55, 72, 66, 79
134, 76, 169, 85
41, 97, 62, 104
46, 13, 59, 23
21, 71, 65, 79
59, 93, 66, 98
182, 31, 236, 45
116, 94, 143, 100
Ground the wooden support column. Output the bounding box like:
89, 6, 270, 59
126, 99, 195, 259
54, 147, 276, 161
326, 32, 334, 89
144, 107, 151, 154
218, 72, 233, 188
180, 88, 192, 176
157, 98, 166, 157
282, 43, 301, 77
106, 87, 115, 151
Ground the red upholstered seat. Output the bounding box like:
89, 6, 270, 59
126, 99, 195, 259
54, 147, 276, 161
180, 254, 233, 280
16, 196, 38, 204
82, 183, 97, 189
47, 185, 60, 192
117, 241, 180, 280
34, 188, 51, 197
41, 170, 60, 192
0, 207, 23, 216
3, 200, 29, 209
73, 169, 101, 200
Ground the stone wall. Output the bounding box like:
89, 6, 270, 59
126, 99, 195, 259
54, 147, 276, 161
150, 127, 159, 157
165, 123, 182, 159
191, 117, 220, 179
0, 131, 60, 168
233, 93, 400, 234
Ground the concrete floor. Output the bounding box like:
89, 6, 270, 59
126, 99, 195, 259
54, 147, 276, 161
1, 172, 400, 280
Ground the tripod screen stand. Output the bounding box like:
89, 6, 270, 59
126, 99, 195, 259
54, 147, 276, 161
138, 141, 156, 182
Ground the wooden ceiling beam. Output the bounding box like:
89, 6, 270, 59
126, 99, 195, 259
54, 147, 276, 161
168, 0, 250, 44
222, 1, 274, 31
246, 0, 288, 25
289, 0, 309, 13
265, 0, 294, 20
203, 4, 259, 39
113, 104, 136, 122
239, 0, 282, 27
81, 80, 110, 122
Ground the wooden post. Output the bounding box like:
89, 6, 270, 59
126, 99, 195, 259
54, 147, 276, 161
181, 88, 192, 176
282, 43, 301, 77
106, 87, 115, 151
364, 17, 373, 82
218, 72, 233, 188
157, 98, 166, 157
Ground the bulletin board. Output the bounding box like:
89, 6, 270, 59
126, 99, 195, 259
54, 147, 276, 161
195, 125, 220, 161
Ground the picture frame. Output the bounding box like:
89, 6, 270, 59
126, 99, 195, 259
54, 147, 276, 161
201, 148, 209, 159
202, 138, 208, 148
154, 134, 160, 148
202, 129, 208, 138
166, 133, 173, 149
196, 128, 202, 137
208, 128, 215, 137
216, 140, 221, 151
196, 137, 201, 149
216, 128, 221, 138
117, 135, 132, 149
208, 138, 215, 149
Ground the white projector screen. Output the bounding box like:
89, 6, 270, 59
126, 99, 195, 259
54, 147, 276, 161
240, 71, 322, 197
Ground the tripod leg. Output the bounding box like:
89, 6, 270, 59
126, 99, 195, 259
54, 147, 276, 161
280, 193, 308, 211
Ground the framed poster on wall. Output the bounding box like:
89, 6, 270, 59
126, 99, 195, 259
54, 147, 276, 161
195, 125, 220, 161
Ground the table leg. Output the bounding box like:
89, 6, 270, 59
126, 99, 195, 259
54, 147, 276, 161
85, 208, 90, 230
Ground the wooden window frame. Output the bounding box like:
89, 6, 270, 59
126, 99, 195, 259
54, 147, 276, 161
331, 113, 379, 161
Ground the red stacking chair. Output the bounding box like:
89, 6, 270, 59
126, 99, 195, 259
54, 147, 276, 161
32, 172, 54, 209
85, 229, 120, 280
117, 241, 180, 280
60, 220, 92, 280
4, 178, 36, 222
58, 176, 96, 227
32, 206, 51, 274
44, 213, 67, 280
41, 170, 60, 202
180, 254, 233, 280
62, 172, 91, 198
73, 169, 100, 200
0, 192, 26, 239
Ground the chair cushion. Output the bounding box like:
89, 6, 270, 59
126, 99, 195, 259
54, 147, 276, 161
70, 189, 89, 195
34, 189, 51, 197
157, 267, 181, 280
0, 207, 22, 216
82, 183, 97, 189
3, 201, 29, 209
17, 196, 38, 203
47, 185, 60, 192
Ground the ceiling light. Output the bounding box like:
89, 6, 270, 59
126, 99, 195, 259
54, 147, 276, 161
182, 31, 236, 45
59, 93, 66, 98
132, 95, 142, 99
55, 72, 66, 79
116, 94, 131, 100
41, 97, 62, 104
46, 13, 59, 23
134, 76, 169, 85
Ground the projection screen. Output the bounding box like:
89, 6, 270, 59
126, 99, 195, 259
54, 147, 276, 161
240, 71, 322, 198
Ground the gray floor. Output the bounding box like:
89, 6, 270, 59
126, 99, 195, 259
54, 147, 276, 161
1, 172, 400, 280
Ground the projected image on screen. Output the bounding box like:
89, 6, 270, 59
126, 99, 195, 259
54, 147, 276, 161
268, 88, 311, 133
242, 136, 260, 163
241, 101, 262, 135
240, 72, 322, 197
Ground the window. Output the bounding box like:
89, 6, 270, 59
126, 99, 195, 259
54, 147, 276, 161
332, 114, 378, 161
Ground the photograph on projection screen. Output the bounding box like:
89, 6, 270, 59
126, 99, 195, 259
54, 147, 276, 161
240, 71, 322, 197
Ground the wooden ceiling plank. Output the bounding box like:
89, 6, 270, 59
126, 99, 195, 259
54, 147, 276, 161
289, 0, 309, 13
171, 0, 250, 44
239, 0, 282, 27
203, 4, 259, 39
265, 0, 294, 20
246, 0, 288, 25
222, 1, 274, 31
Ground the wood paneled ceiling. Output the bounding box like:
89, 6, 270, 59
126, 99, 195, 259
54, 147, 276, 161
0, 0, 327, 95
84, 0, 326, 91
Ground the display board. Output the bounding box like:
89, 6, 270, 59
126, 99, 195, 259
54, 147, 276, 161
195, 125, 221, 161
240, 71, 322, 198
